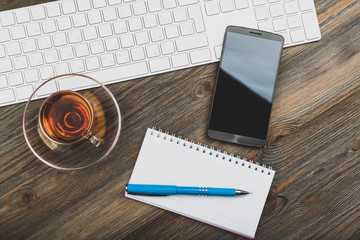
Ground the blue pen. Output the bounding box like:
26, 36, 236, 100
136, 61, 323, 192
126, 184, 250, 196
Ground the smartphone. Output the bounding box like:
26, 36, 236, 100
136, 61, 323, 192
208, 26, 284, 147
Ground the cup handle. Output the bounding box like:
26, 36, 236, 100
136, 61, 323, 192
87, 134, 103, 147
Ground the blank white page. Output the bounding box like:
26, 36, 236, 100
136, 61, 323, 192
126, 128, 275, 239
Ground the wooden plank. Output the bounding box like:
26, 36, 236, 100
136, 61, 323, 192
0, 0, 359, 239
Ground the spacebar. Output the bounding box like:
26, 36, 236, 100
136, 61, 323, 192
58, 62, 148, 90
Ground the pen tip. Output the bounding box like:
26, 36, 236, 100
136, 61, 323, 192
235, 190, 251, 195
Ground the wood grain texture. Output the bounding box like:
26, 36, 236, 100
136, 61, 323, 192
0, 0, 359, 239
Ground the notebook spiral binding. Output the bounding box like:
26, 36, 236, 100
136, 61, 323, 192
151, 127, 273, 175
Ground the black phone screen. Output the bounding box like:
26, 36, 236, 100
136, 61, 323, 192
208, 27, 283, 143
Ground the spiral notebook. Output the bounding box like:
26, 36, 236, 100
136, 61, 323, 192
126, 128, 275, 239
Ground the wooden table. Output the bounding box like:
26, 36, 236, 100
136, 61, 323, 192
1, 0, 359, 239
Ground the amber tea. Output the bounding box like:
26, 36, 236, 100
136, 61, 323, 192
39, 90, 94, 144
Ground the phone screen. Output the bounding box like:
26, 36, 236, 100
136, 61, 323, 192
208, 27, 283, 146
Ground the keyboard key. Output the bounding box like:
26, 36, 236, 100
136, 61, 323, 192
60, 47, 75, 60
284, 1, 298, 15
258, 21, 272, 32
70, 59, 85, 73
158, 12, 173, 25
40, 66, 54, 79
178, 0, 199, 7
150, 28, 164, 42
234, 0, 249, 10
147, 0, 162, 12
11, 26, 26, 40
133, 2, 147, 15
299, 0, 314, 11
93, 0, 107, 9
86, 57, 101, 70
0, 45, 5, 58
16, 10, 31, 23
252, 0, 266, 6
46, 3, 61, 18
77, 0, 92, 12
0, 29, 11, 43
57, 17, 72, 30
101, 53, 116, 67
53, 32, 68, 47
135, 31, 150, 45
7, 42, 22, 56
118, 5, 132, 18
176, 34, 208, 51
180, 22, 195, 36
31, 7, 46, 20
190, 48, 211, 64
120, 34, 135, 48
73, 14, 87, 28
55, 63, 70, 75
214, 45, 222, 59
83, 26, 98, 40
113, 21, 128, 34
105, 37, 120, 51
108, 0, 122, 6
205, 2, 220, 16
278, 31, 290, 45
143, 15, 158, 28
173, 8, 187, 22
131, 47, 146, 61
27, 23, 41, 37
269, 4, 284, 17
36, 80, 57, 96
62, 1, 77, 14
0, 75, 8, 88
160, 41, 175, 55
145, 44, 160, 58
149, 57, 171, 72
75, 44, 90, 57
165, 25, 179, 39
63, 61, 149, 85
25, 69, 39, 83
42, 19, 57, 33
116, 50, 131, 63
37, 36, 52, 50
290, 29, 305, 43
272, 18, 287, 32
88, 11, 102, 25
0, 59, 12, 73
128, 17, 143, 31
90, 40, 105, 54
103, 8, 118, 21
68, 30, 83, 43
15, 85, 33, 100
302, 12, 321, 40
287, 15, 301, 29
220, 0, 234, 13
9, 72, 23, 86
14, 56, 28, 70
29, 53, 44, 67
171, 53, 189, 68
58, 74, 95, 90
255, 7, 269, 20
1, 12, 15, 26
0, 89, 15, 104
99, 23, 113, 37
188, 6, 206, 32
163, 0, 177, 10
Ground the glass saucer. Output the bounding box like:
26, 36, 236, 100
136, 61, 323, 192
23, 74, 121, 170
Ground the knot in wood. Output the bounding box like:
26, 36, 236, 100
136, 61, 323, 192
194, 81, 213, 98
19, 188, 37, 206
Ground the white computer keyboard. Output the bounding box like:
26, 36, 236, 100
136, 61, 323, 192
0, 0, 321, 107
